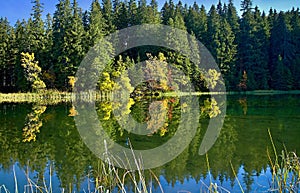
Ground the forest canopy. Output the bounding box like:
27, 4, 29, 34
0, 0, 299, 92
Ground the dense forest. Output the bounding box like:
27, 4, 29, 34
0, 0, 300, 92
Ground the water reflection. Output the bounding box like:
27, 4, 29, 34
0, 95, 299, 192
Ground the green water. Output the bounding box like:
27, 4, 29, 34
0, 94, 299, 192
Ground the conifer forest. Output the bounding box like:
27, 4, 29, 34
0, 0, 300, 93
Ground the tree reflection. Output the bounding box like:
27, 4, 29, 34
0, 95, 299, 192
22, 104, 47, 142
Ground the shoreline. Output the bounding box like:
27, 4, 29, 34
1, 90, 300, 103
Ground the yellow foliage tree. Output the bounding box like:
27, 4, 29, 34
21, 52, 46, 92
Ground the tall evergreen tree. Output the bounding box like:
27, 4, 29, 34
269, 11, 293, 89
128, 0, 138, 26
15, 19, 34, 91
227, 0, 240, 36
114, 1, 128, 29
161, 0, 175, 25
52, 0, 85, 89
250, 8, 270, 89
102, 0, 115, 33
0, 18, 18, 92
185, 2, 207, 42
87, 0, 106, 47
206, 5, 220, 58
217, 18, 237, 87
237, 1, 257, 90
29, 0, 45, 60
290, 8, 300, 89
41, 14, 55, 88
240, 0, 252, 13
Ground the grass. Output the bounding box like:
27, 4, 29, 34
267, 129, 300, 192
1, 143, 299, 193
0, 144, 164, 193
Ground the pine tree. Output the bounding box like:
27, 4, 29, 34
290, 8, 300, 89
0, 18, 18, 92
251, 8, 270, 89
161, 0, 175, 25
237, 2, 257, 90
67, 0, 85, 74
272, 55, 293, 90
136, 0, 160, 24
113, 1, 128, 29
185, 2, 207, 42
128, 0, 138, 26
87, 0, 106, 47
102, 0, 115, 33
227, 0, 240, 36
41, 14, 55, 88
206, 5, 220, 58
52, 0, 85, 90
29, 0, 45, 61
217, 18, 237, 87
269, 11, 293, 89
240, 0, 252, 13
148, 0, 161, 23
14, 19, 33, 91
136, 0, 147, 24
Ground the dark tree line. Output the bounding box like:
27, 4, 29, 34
0, 0, 299, 92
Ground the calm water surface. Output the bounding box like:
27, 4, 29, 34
0, 94, 299, 192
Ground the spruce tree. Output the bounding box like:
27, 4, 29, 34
102, 0, 115, 33
290, 8, 300, 89
114, 1, 128, 29
87, 0, 106, 47
0, 18, 18, 92
161, 0, 175, 25
227, 0, 240, 37
237, 2, 256, 90
185, 2, 207, 42
128, 0, 138, 26
15, 19, 33, 91
251, 8, 270, 89
41, 14, 55, 88
29, 0, 45, 61
52, 0, 85, 89
269, 12, 293, 89
206, 5, 220, 58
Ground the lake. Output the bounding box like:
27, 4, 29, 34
0, 94, 299, 192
